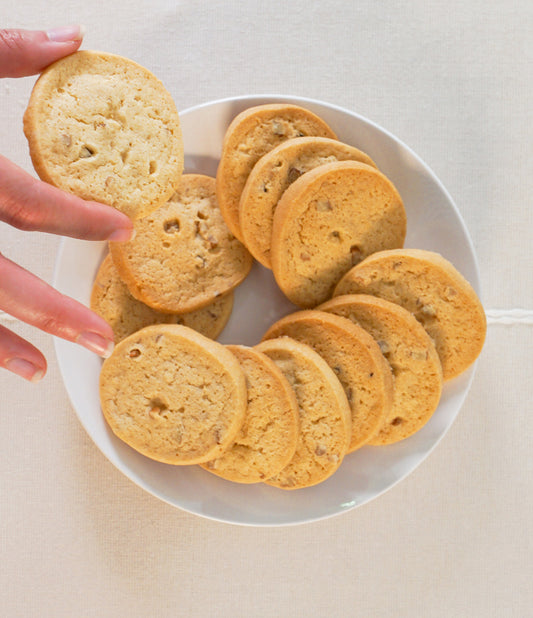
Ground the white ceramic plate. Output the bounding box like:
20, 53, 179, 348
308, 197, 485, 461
54, 95, 480, 526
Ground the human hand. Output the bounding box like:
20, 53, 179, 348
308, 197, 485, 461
0, 26, 134, 382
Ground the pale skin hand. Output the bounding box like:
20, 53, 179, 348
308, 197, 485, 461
0, 26, 134, 382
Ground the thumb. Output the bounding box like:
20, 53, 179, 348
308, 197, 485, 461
0, 26, 84, 78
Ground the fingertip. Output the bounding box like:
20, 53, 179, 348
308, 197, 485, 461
46, 24, 84, 43
70, 197, 135, 242
0, 323, 47, 382
41, 36, 83, 66
5, 357, 47, 382
107, 226, 136, 242
31, 366, 46, 382
101, 206, 135, 242
76, 331, 115, 358
0, 27, 85, 78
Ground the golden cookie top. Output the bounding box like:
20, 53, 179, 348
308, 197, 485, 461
24, 50, 183, 219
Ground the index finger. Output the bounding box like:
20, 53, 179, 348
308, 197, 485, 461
0, 253, 115, 358
0, 154, 133, 242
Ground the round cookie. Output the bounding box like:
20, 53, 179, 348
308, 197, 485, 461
109, 174, 253, 314
262, 310, 393, 452
216, 104, 337, 241
240, 136, 377, 268
23, 50, 183, 220
255, 337, 351, 490
201, 345, 300, 484
271, 160, 406, 308
334, 248, 486, 380
318, 294, 443, 445
90, 254, 234, 343
99, 324, 247, 465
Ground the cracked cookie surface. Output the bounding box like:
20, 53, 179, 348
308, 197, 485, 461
255, 337, 351, 489
318, 294, 443, 445
23, 50, 183, 219
240, 136, 376, 268
90, 254, 234, 343
334, 249, 486, 380
99, 324, 247, 465
201, 345, 299, 484
109, 174, 252, 313
216, 104, 337, 241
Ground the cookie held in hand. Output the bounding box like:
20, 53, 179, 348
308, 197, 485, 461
24, 50, 183, 219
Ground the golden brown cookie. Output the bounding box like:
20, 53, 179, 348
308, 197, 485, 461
90, 254, 233, 343
318, 294, 443, 445
240, 136, 377, 268
216, 104, 337, 241
200, 345, 300, 483
270, 160, 406, 308
255, 337, 351, 489
334, 248, 486, 380
23, 50, 183, 219
99, 324, 247, 465
109, 174, 253, 313
262, 310, 393, 452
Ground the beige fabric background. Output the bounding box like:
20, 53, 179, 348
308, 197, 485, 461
1, 1, 531, 616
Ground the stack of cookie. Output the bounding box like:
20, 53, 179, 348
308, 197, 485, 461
24, 52, 486, 490
99, 103, 486, 489
210, 103, 485, 477
24, 50, 253, 344
100, 323, 353, 489
217, 104, 407, 307
97, 172, 252, 340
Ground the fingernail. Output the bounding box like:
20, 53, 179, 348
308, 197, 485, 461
77, 331, 114, 358
46, 24, 85, 43
107, 227, 136, 242
6, 358, 45, 382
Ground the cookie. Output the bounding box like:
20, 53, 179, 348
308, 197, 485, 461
216, 104, 337, 241
23, 50, 183, 219
270, 160, 406, 308
90, 254, 234, 343
255, 337, 351, 489
240, 136, 377, 268
318, 294, 443, 445
200, 345, 300, 484
99, 324, 247, 465
334, 248, 486, 380
109, 174, 253, 313
262, 310, 393, 452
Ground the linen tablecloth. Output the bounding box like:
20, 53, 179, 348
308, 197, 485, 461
1, 2, 531, 616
